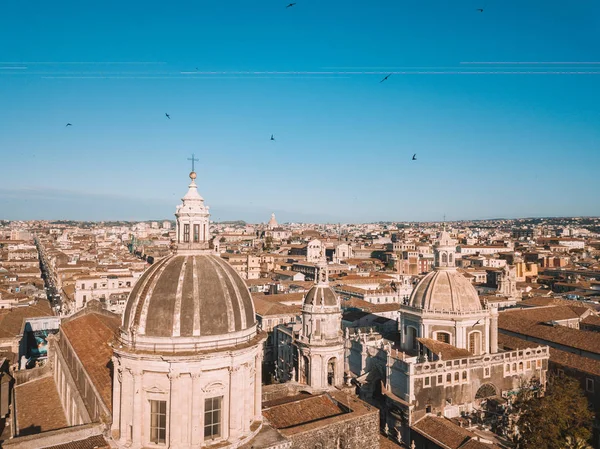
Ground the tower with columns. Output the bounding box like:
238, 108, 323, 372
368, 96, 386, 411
175, 170, 212, 253
296, 256, 345, 390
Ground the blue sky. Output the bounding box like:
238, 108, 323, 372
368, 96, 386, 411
1, 0, 599, 223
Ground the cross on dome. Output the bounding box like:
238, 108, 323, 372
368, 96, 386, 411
187, 153, 199, 174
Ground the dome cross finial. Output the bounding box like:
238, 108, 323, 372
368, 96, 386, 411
187, 153, 199, 177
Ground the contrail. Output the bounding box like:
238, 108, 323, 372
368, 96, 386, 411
0, 61, 166, 65
41, 76, 352, 79
460, 61, 600, 65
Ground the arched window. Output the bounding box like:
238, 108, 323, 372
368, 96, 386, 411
441, 253, 448, 264
327, 358, 337, 386
436, 332, 451, 344
468, 332, 481, 355
407, 326, 418, 350
462, 371, 467, 380
449, 253, 453, 264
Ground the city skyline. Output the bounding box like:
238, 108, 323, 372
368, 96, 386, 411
2, 0, 600, 222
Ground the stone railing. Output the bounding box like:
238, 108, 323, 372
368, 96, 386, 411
400, 305, 493, 317
412, 346, 549, 375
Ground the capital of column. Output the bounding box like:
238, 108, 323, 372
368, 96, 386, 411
168, 371, 181, 380
127, 367, 143, 377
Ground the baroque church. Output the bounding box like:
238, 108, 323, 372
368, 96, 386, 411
3, 168, 549, 449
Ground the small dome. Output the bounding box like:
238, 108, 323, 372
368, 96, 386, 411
123, 254, 256, 338
303, 284, 338, 307
409, 269, 482, 312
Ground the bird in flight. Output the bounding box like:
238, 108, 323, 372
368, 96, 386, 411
65, 123, 72, 127
286, 3, 296, 7
412, 154, 417, 160
165, 113, 171, 119
472, 319, 481, 327
270, 134, 275, 141
476, 8, 484, 12
380, 73, 392, 83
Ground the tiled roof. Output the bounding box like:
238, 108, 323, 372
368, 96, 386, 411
15, 376, 67, 436
498, 315, 600, 355
498, 333, 600, 377
411, 415, 472, 449
253, 297, 301, 317
501, 305, 589, 323
263, 394, 345, 429
582, 314, 600, 326
418, 338, 473, 360
61, 311, 120, 411
0, 302, 54, 338
411, 415, 499, 449
41, 435, 110, 449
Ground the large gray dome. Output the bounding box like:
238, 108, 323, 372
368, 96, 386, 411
409, 269, 482, 312
123, 254, 256, 338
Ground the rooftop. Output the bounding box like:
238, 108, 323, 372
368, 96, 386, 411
15, 375, 68, 436
61, 307, 120, 411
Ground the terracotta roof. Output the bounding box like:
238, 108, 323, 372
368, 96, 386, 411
411, 415, 498, 449
41, 435, 110, 449
498, 333, 600, 377
582, 314, 600, 326
61, 311, 120, 411
501, 305, 590, 323
418, 338, 473, 360
0, 302, 54, 338
252, 292, 305, 304
253, 297, 301, 317
263, 394, 345, 429
498, 315, 600, 355
15, 375, 67, 436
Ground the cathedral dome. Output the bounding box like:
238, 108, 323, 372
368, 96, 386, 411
408, 228, 481, 312
408, 269, 482, 312
122, 253, 256, 340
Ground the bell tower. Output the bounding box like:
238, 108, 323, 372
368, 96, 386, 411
296, 254, 345, 390
174, 154, 211, 254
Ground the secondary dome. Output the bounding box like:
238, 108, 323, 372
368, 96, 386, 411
304, 284, 338, 307
123, 253, 256, 338
409, 269, 482, 312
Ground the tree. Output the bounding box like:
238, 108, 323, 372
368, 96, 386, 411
513, 374, 593, 449
264, 235, 274, 252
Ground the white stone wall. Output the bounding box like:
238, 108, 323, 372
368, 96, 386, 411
111, 343, 263, 449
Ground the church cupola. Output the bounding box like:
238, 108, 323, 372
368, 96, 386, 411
175, 163, 211, 254
433, 228, 457, 269
297, 250, 345, 390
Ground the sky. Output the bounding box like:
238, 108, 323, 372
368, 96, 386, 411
1, 0, 599, 224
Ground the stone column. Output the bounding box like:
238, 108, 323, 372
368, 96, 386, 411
229, 365, 243, 439
111, 360, 123, 440
131, 368, 143, 448
483, 317, 489, 354
119, 368, 133, 445
490, 314, 498, 354
167, 371, 181, 448
254, 353, 263, 420
190, 372, 203, 449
